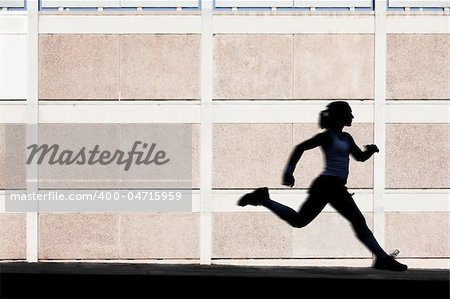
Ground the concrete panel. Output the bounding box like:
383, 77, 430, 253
39, 213, 119, 259
386, 124, 449, 189
120, 35, 200, 100
0, 124, 26, 190
293, 35, 374, 99
292, 212, 373, 258
387, 34, 450, 100
213, 35, 293, 99
213, 124, 292, 188
386, 212, 449, 257
39, 34, 120, 100
212, 212, 292, 258
119, 213, 199, 258
37, 124, 121, 189
0, 213, 26, 259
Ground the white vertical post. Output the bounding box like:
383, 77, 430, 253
200, 0, 213, 265
26, 0, 39, 263
373, 0, 387, 253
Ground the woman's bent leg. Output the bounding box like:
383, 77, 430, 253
262, 195, 327, 228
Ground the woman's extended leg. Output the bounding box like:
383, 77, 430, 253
237, 184, 327, 228
262, 194, 327, 228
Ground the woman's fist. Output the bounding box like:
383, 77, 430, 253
282, 172, 295, 187
365, 144, 379, 153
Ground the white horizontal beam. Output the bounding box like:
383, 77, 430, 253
386, 101, 449, 123
39, 15, 202, 34
389, 0, 450, 8
212, 101, 374, 123
34, 14, 447, 34
215, 0, 293, 8
212, 189, 374, 212
0, 102, 26, 122
386, 15, 450, 33
213, 14, 375, 33
38, 101, 201, 123
294, 0, 372, 8
385, 190, 449, 212
209, 189, 450, 212
1, 101, 448, 123
121, 0, 198, 7
0, 14, 27, 34
2, 190, 447, 214
43, 13, 440, 35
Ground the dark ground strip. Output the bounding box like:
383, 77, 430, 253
0, 262, 448, 299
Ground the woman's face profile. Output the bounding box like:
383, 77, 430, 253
343, 108, 354, 127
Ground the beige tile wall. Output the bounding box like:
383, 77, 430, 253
212, 212, 292, 258
293, 34, 374, 100
292, 212, 373, 258
7, 32, 449, 261
213, 123, 373, 189
386, 124, 449, 189
0, 213, 26, 259
212, 123, 292, 188
38, 34, 450, 100
0, 124, 26, 190
213, 34, 374, 100
39, 34, 201, 100
39, 213, 199, 259
120, 35, 200, 100
387, 34, 450, 100
39, 213, 120, 259
213, 35, 293, 99
39, 35, 120, 100
386, 212, 449, 257
120, 213, 199, 258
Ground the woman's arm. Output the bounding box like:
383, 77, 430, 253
346, 133, 379, 162
282, 133, 326, 187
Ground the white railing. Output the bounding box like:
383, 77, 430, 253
41, 0, 120, 9
294, 0, 372, 10
40, 0, 198, 9
121, 0, 197, 8
0, 0, 25, 9
3, 0, 450, 11
215, 0, 293, 8
215, 0, 373, 9
389, 0, 450, 10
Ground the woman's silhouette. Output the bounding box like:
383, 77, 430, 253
238, 101, 407, 272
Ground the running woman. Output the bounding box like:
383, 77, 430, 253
238, 101, 407, 272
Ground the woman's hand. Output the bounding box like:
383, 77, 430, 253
365, 144, 379, 153
282, 172, 295, 187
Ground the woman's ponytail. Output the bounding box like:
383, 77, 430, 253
319, 109, 331, 129
319, 101, 352, 129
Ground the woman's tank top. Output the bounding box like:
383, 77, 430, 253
322, 131, 350, 182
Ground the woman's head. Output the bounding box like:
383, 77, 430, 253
319, 101, 354, 129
